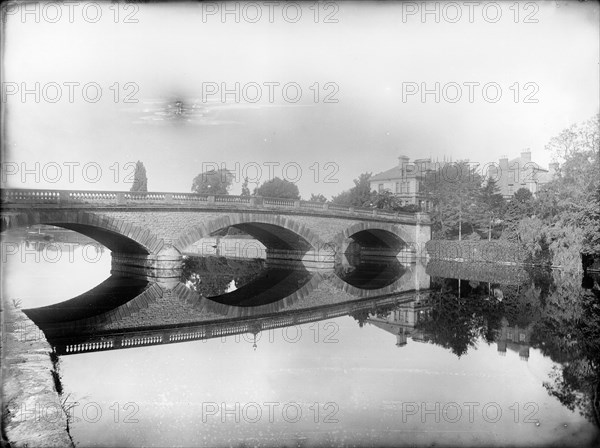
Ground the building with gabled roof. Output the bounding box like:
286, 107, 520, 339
369, 155, 447, 211
488, 149, 557, 198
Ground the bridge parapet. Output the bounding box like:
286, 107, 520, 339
1, 188, 428, 224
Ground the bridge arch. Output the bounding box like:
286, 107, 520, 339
333, 222, 412, 252
174, 213, 326, 253
1, 210, 163, 255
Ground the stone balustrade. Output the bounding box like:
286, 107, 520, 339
1, 188, 426, 223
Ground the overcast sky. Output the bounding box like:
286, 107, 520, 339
3, 1, 599, 198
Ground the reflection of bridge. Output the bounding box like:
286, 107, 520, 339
1, 189, 431, 273
32, 290, 428, 356
24, 262, 430, 356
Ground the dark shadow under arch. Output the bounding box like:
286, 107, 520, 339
50, 223, 149, 254
348, 229, 406, 251
226, 223, 314, 251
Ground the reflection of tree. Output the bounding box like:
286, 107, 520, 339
357, 266, 600, 426
415, 278, 503, 357
350, 309, 370, 328
350, 303, 401, 328
181, 256, 265, 297
500, 283, 543, 328
536, 275, 600, 426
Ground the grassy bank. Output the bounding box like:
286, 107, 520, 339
1, 300, 74, 448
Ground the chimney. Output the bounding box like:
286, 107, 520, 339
398, 155, 409, 167
396, 332, 408, 347
519, 346, 530, 361
499, 155, 508, 169
521, 149, 531, 162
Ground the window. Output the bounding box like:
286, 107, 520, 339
395, 182, 400, 193
378, 184, 384, 192
508, 185, 514, 195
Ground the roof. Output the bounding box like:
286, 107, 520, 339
507, 156, 553, 185
507, 155, 548, 173
370, 166, 404, 182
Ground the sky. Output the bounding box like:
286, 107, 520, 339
2, 0, 599, 198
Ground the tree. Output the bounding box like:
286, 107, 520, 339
130, 161, 148, 192
501, 188, 535, 241
368, 190, 402, 211
191, 168, 233, 195
309, 193, 327, 203
503, 113, 600, 267
513, 187, 533, 203
542, 113, 600, 256
255, 177, 300, 199
241, 177, 251, 196
422, 162, 484, 240
476, 178, 505, 240
331, 172, 373, 207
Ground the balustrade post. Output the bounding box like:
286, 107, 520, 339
164, 193, 173, 204
372, 209, 378, 216
208, 195, 215, 203
294, 200, 300, 208
59, 191, 70, 204
349, 207, 355, 213
323, 203, 329, 210
117, 193, 125, 205
249, 197, 256, 207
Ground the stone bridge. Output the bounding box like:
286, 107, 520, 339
1, 188, 431, 273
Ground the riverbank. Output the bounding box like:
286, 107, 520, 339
1, 300, 74, 448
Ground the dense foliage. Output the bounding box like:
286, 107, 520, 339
421, 113, 599, 271
254, 177, 300, 199
191, 168, 234, 195
130, 161, 148, 192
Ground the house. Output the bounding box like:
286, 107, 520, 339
489, 149, 557, 198
496, 318, 533, 361
366, 299, 431, 347
369, 155, 442, 211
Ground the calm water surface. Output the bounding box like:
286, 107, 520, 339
2, 227, 598, 447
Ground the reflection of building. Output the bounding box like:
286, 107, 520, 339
370, 156, 447, 211
366, 298, 431, 347
496, 318, 533, 361
488, 149, 557, 198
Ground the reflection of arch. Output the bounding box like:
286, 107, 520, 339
174, 214, 324, 252
2, 211, 163, 254
199, 272, 325, 317
330, 267, 409, 298
336, 261, 406, 290
23, 275, 150, 324
207, 267, 314, 307
334, 222, 411, 252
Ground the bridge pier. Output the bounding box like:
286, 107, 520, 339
111, 246, 183, 289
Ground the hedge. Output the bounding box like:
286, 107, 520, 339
425, 240, 527, 264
